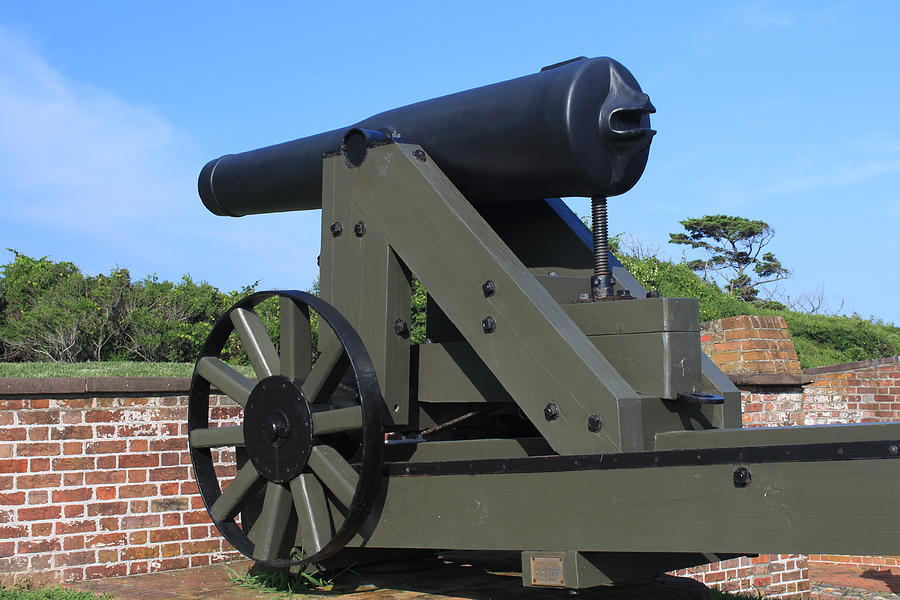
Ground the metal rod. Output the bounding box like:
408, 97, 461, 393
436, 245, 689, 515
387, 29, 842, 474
590, 196, 614, 300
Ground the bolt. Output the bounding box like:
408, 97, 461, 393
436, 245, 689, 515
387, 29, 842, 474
393, 319, 409, 337
330, 222, 343, 237
890, 444, 898, 455
578, 293, 590, 301
646, 291, 660, 298
587, 414, 603, 433
353, 222, 366, 237
548, 271, 559, 277
481, 316, 496, 334
733, 466, 752, 488
412, 149, 427, 162
544, 402, 560, 421
482, 280, 496, 297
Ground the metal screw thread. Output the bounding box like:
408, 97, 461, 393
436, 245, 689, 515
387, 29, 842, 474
592, 197, 609, 278
590, 197, 613, 300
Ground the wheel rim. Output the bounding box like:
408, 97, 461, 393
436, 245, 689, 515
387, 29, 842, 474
187, 290, 384, 569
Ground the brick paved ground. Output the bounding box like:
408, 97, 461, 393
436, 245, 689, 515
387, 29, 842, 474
65, 557, 900, 600
69, 554, 709, 600
811, 564, 900, 600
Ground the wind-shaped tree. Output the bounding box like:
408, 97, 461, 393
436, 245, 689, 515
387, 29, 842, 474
669, 214, 790, 302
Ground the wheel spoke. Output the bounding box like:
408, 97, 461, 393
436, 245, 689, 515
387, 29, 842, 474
231, 307, 280, 379
248, 482, 294, 561
312, 406, 363, 436
190, 426, 245, 448
308, 445, 358, 508
210, 462, 261, 522
196, 357, 254, 407
301, 342, 348, 404
290, 473, 331, 555
279, 297, 312, 381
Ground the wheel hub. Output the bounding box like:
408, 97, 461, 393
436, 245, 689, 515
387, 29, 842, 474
243, 375, 312, 483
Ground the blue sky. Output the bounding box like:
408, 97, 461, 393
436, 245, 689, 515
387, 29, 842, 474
1, 2, 898, 323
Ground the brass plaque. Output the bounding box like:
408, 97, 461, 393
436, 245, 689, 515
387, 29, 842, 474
530, 555, 565, 587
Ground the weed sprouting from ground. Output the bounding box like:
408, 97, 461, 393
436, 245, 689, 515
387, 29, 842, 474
226, 563, 347, 595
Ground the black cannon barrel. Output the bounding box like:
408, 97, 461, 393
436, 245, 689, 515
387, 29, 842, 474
199, 57, 655, 217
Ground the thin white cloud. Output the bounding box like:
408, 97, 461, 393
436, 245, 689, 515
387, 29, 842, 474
0, 27, 321, 291
742, 4, 794, 30
0, 27, 194, 233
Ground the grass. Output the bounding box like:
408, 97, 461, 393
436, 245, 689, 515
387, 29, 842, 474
0, 586, 110, 600
226, 563, 343, 595
0, 361, 254, 378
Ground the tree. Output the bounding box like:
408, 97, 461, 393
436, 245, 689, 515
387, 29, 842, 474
668, 215, 790, 302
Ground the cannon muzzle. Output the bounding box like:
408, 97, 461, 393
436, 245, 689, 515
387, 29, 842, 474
199, 56, 655, 217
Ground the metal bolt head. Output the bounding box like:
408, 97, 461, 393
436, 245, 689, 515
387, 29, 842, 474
587, 414, 603, 433
889, 444, 898, 455
330, 222, 343, 237
544, 402, 560, 421
412, 149, 427, 162
353, 222, 366, 237
393, 319, 409, 337
482, 280, 496, 297
481, 316, 496, 333
733, 466, 752, 488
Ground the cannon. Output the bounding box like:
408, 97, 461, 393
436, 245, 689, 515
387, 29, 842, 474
188, 56, 900, 588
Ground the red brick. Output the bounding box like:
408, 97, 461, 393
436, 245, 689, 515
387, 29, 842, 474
0, 428, 26, 441
97, 549, 118, 562
161, 542, 182, 558
57, 550, 97, 566
63, 441, 83, 455
87, 501, 128, 517
85, 410, 125, 423
18, 506, 61, 521
30, 522, 53, 536
121, 514, 160, 529
51, 425, 93, 440
19, 412, 59, 425
85, 471, 125, 485
52, 456, 95, 470
27, 427, 49, 441
121, 546, 159, 561
18, 539, 60, 554
183, 510, 211, 525
64, 504, 85, 518
149, 527, 190, 543
0, 492, 25, 505
160, 482, 179, 495
63, 536, 86, 550
129, 439, 149, 452
159, 557, 190, 570
52, 487, 93, 503
0, 541, 14, 557
0, 459, 27, 473
149, 466, 189, 481
99, 517, 119, 531
128, 531, 147, 544
127, 469, 148, 483
85, 440, 127, 454
96, 486, 116, 500
118, 454, 159, 468
16, 442, 60, 457
85, 533, 127, 548
118, 483, 157, 498
28, 457, 51, 472
86, 563, 128, 578
96, 455, 116, 469
0, 525, 28, 538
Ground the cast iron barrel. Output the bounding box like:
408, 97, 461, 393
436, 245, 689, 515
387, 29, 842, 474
199, 56, 655, 217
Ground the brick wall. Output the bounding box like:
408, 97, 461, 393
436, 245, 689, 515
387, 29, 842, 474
0, 385, 242, 583
674, 555, 809, 599
701, 315, 802, 376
